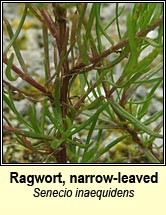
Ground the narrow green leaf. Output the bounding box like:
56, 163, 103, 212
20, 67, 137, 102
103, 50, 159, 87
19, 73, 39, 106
5, 53, 18, 81
40, 99, 47, 134
3, 93, 32, 130
51, 139, 59, 149
142, 37, 162, 47
144, 110, 163, 126
127, 13, 137, 65
151, 3, 163, 22
19, 130, 53, 140
81, 112, 99, 162
35, 3, 47, 9
95, 3, 114, 47
122, 47, 160, 80
134, 77, 163, 85
109, 98, 163, 138
104, 5, 124, 31
70, 11, 79, 49
65, 115, 72, 130
138, 78, 162, 120
67, 138, 94, 148
3, 6, 28, 56
86, 4, 96, 39
89, 135, 129, 163
144, 148, 160, 163
53, 77, 62, 123
83, 129, 103, 163
3, 16, 28, 73
71, 102, 108, 136
116, 3, 122, 39
79, 74, 86, 95
45, 105, 63, 133
28, 104, 42, 133
76, 3, 89, 64
85, 97, 103, 110
42, 25, 51, 82
26, 3, 44, 22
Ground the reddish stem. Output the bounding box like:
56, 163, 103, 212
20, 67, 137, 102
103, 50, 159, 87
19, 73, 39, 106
3, 57, 53, 101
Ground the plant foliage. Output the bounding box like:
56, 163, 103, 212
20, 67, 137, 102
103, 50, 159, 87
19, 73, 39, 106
3, 3, 163, 163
